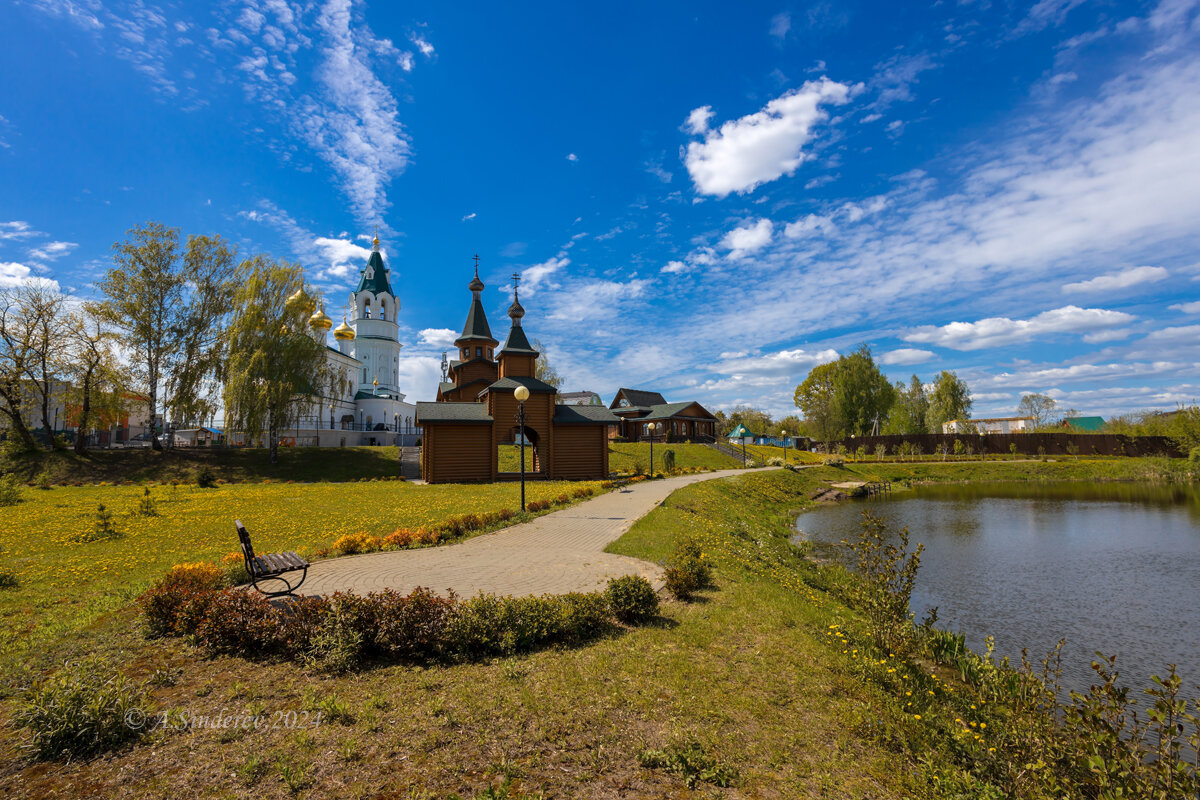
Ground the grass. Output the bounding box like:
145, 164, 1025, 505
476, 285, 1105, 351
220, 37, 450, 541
731, 442, 824, 466
1, 445, 407, 485
493, 441, 742, 474
0, 456, 1192, 797
0, 478, 603, 682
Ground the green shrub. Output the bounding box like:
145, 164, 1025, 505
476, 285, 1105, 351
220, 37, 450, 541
638, 742, 738, 788
15, 659, 146, 760
662, 449, 676, 472
196, 466, 217, 489
136, 488, 158, 517
606, 575, 659, 623
845, 510, 923, 654
71, 504, 121, 543
663, 537, 713, 601
556, 592, 613, 643
307, 601, 367, 674
0, 569, 17, 588
137, 563, 230, 637
193, 590, 281, 655
1190, 446, 1200, 463
371, 587, 455, 661
0, 474, 23, 506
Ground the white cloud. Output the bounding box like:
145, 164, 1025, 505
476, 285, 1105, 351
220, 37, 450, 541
411, 34, 434, 57
983, 360, 1181, 387
0, 221, 37, 241
712, 347, 840, 378
784, 214, 836, 239
720, 219, 774, 259
26, 241, 77, 263
312, 236, 372, 269
684, 78, 855, 197
1169, 300, 1200, 314
870, 51, 936, 108
546, 279, 651, 321
566, 153, 579, 162
879, 348, 935, 366
1145, 324, 1200, 343
769, 12, 791, 41
0, 261, 33, 288
661, 260, 689, 274
904, 306, 1135, 350
1015, 0, 1088, 35
1062, 265, 1168, 293
683, 106, 714, 136
462, 212, 476, 221
417, 328, 457, 348
396, 354, 442, 402
520, 256, 569, 296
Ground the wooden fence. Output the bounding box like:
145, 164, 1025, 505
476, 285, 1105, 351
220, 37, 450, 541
820, 432, 1183, 458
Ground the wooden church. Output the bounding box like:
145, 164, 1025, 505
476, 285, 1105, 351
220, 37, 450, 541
415, 267, 619, 483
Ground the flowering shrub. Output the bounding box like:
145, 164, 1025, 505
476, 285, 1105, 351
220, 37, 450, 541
333, 532, 383, 556
605, 575, 659, 623
138, 562, 230, 637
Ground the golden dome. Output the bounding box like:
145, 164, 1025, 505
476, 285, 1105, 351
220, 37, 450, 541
333, 316, 355, 341
309, 304, 332, 331
287, 286, 317, 315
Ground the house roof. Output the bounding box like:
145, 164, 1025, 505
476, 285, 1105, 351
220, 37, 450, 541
458, 295, 496, 343
482, 376, 559, 395
354, 251, 393, 296
727, 423, 755, 438
1063, 415, 1105, 431
437, 381, 456, 396
415, 401, 493, 424
641, 401, 717, 421
500, 323, 537, 355
553, 405, 620, 425
612, 388, 667, 408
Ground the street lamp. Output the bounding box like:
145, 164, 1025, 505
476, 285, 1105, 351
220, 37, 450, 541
514, 385, 530, 512
647, 421, 658, 476
329, 403, 334, 430
780, 429, 788, 464
740, 431, 748, 467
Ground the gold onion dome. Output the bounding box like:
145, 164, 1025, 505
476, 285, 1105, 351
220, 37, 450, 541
287, 286, 317, 315
333, 316, 356, 341
309, 304, 332, 331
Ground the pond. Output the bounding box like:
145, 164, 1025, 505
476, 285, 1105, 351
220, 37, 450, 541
794, 482, 1200, 693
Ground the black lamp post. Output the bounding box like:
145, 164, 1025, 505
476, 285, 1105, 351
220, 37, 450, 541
780, 429, 788, 464
329, 403, 334, 430
647, 421, 658, 476
741, 432, 747, 466
514, 385, 530, 511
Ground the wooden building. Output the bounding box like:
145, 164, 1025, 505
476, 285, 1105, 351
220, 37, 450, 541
609, 388, 718, 441
416, 269, 619, 483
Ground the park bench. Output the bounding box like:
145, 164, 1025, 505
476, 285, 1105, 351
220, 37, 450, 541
235, 520, 309, 598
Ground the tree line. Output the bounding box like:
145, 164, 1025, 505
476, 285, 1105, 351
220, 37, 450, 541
0, 221, 336, 463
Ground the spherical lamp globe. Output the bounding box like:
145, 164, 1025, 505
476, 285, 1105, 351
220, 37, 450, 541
514, 386, 530, 402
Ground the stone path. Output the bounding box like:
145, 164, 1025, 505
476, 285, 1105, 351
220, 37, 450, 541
297, 468, 759, 598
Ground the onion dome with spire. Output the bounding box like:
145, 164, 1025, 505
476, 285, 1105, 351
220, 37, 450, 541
333, 316, 356, 341
309, 304, 332, 332
501, 288, 537, 354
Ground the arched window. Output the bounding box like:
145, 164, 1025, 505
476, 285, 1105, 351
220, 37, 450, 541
364, 300, 372, 319
363, 367, 368, 382
379, 301, 387, 321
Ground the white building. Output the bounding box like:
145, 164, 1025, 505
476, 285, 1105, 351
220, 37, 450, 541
291, 234, 417, 447
943, 416, 1035, 434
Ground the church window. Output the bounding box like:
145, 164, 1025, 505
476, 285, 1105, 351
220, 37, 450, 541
618, 398, 630, 407
487, 348, 493, 359
475, 346, 482, 358
363, 368, 368, 382
364, 301, 372, 319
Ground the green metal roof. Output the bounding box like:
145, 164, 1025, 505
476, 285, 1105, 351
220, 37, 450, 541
1063, 415, 1105, 432
415, 401, 493, 424
612, 388, 667, 408
483, 376, 558, 394
459, 295, 496, 342
437, 381, 456, 396
641, 401, 716, 421
500, 323, 537, 354
355, 251, 394, 296
728, 423, 755, 438
553, 405, 620, 425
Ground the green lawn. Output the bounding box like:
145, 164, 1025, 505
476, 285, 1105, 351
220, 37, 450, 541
493, 441, 742, 473
2, 445, 406, 485
0, 478, 603, 681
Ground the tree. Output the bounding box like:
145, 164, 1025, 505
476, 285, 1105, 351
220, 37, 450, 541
531, 338, 564, 392
0, 281, 68, 450
89, 222, 236, 451
1018, 393, 1057, 429
721, 405, 775, 437
925, 371, 972, 433
832, 345, 896, 437
795, 361, 840, 442
795, 345, 896, 441
883, 375, 930, 435
222, 256, 329, 464
62, 311, 127, 455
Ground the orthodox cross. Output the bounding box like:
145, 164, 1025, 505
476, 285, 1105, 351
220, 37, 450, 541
511, 272, 521, 297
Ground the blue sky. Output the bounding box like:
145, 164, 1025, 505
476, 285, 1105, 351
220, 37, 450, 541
2, 0, 1199, 419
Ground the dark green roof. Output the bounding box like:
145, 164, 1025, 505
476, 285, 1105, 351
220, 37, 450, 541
415, 401, 492, 424
437, 381, 456, 396
500, 323, 537, 354
642, 401, 716, 421
459, 296, 496, 342
553, 405, 620, 425
612, 388, 667, 408
1064, 415, 1105, 432
483, 376, 558, 395
355, 251, 394, 296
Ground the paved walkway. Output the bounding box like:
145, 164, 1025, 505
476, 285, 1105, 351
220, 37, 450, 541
298, 468, 759, 598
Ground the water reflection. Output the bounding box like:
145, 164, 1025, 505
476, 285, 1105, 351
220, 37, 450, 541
795, 482, 1200, 693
